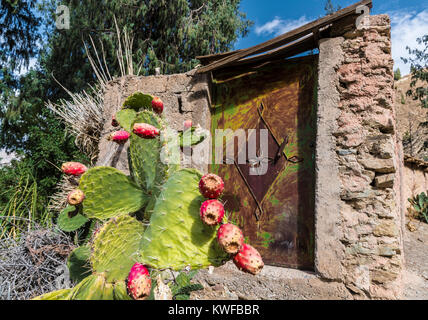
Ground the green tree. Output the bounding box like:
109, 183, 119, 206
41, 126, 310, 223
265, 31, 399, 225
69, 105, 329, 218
402, 35, 428, 109
0, 0, 41, 134
0, 0, 41, 72
394, 68, 402, 81
324, 0, 342, 15
37, 0, 253, 95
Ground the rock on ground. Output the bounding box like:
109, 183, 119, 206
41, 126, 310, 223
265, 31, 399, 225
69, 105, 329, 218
403, 220, 428, 300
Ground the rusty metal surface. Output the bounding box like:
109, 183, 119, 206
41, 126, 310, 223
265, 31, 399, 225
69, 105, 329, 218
210, 55, 318, 270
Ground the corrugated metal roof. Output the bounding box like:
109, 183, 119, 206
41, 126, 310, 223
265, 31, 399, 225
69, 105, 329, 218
196, 0, 373, 73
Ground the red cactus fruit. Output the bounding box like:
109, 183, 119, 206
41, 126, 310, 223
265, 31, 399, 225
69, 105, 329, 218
108, 130, 130, 144
111, 114, 119, 127
233, 243, 264, 275
199, 173, 224, 199
200, 199, 224, 226
133, 123, 160, 139
127, 263, 152, 300
61, 162, 88, 176
151, 96, 164, 114
67, 189, 85, 206
217, 223, 244, 254
184, 120, 192, 131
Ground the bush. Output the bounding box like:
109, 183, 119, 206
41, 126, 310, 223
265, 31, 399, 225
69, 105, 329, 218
408, 191, 428, 223
0, 161, 53, 239
0, 226, 74, 300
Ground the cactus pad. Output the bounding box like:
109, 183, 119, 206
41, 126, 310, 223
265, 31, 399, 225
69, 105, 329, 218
79, 167, 148, 220
123, 92, 154, 112
113, 281, 132, 300
91, 215, 145, 283
67, 246, 92, 283
139, 169, 230, 270
115, 109, 137, 133
63, 274, 129, 300
179, 126, 208, 147
32, 288, 74, 300
57, 206, 88, 232
129, 110, 167, 192
71, 274, 106, 300
160, 126, 181, 171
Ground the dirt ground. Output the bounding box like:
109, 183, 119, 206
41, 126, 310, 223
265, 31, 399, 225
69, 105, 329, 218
190, 219, 428, 300
403, 220, 428, 300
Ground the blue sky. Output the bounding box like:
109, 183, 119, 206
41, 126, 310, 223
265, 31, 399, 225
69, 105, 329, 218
235, 0, 428, 75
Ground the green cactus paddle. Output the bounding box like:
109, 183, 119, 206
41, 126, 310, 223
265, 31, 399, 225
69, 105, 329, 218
139, 169, 229, 270
79, 167, 148, 220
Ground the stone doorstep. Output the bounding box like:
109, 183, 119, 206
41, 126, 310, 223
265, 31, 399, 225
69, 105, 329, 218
191, 262, 353, 300
220, 261, 317, 280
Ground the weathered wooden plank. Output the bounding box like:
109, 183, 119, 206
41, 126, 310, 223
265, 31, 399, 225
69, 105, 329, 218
196, 50, 243, 65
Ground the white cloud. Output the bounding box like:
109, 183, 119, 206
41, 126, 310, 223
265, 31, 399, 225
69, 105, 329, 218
255, 16, 311, 37
390, 9, 428, 76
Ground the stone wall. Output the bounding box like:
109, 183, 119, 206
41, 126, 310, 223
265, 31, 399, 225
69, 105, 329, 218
321, 14, 404, 299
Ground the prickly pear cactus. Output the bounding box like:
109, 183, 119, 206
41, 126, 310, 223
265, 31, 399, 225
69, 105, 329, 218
32, 288, 74, 300
34, 91, 228, 300
69, 274, 128, 300
67, 245, 92, 283
122, 92, 154, 112
79, 167, 148, 220
70, 274, 110, 300
57, 206, 88, 232
115, 109, 137, 133
91, 215, 145, 283
129, 110, 167, 192
139, 169, 229, 270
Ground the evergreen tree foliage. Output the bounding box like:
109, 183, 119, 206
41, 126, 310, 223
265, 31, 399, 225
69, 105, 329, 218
402, 35, 428, 109
394, 68, 402, 81
0, 0, 41, 72
324, 0, 342, 15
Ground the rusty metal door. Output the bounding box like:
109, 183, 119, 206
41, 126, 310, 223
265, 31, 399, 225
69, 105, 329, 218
209, 55, 318, 270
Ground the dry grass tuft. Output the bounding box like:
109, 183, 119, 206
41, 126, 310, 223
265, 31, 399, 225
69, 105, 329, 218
47, 85, 105, 161
47, 175, 80, 214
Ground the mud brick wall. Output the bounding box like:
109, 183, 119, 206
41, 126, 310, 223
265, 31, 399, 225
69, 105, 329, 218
316, 14, 404, 299
97, 70, 212, 174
